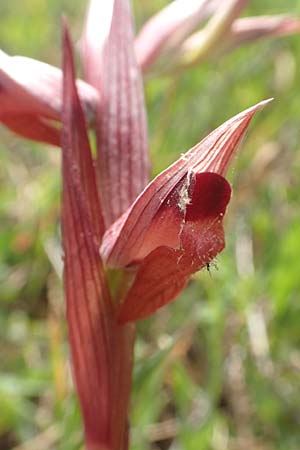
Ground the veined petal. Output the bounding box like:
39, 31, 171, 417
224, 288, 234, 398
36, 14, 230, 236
118, 172, 231, 322
135, 0, 214, 73
101, 99, 271, 268
82, 0, 149, 227
0, 50, 98, 125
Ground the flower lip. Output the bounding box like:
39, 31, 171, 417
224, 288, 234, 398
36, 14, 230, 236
185, 171, 232, 220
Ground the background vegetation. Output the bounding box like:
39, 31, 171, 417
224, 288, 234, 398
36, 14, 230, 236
0, 1, 299, 449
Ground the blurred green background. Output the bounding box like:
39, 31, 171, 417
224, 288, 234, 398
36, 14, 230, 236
0, 1, 299, 449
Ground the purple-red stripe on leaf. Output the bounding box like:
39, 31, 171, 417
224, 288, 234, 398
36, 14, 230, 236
84, 0, 149, 227
101, 99, 271, 269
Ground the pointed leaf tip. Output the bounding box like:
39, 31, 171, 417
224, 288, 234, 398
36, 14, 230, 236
62, 23, 105, 239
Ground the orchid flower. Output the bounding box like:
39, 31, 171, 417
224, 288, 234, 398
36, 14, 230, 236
1, 0, 292, 449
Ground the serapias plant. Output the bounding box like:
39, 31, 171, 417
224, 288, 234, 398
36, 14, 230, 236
62, 22, 269, 446
1, 1, 299, 449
